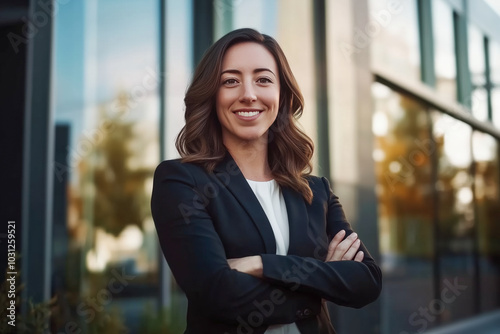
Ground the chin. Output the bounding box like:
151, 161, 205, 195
238, 131, 268, 142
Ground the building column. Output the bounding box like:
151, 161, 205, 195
21, 0, 55, 308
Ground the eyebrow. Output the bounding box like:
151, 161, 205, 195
221, 68, 276, 77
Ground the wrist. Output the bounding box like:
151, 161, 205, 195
251, 255, 263, 278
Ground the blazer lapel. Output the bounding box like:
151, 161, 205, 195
282, 186, 311, 256
213, 154, 277, 254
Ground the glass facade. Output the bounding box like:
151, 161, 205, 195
373, 82, 500, 332
164, 0, 193, 159
468, 24, 488, 121
432, 0, 457, 101
472, 132, 500, 312
4, 0, 500, 333
491, 40, 500, 128
370, 0, 420, 83
372, 82, 435, 333
370, 1, 500, 327
432, 113, 476, 322
52, 0, 163, 332
164, 1, 193, 330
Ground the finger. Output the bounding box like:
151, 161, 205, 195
330, 232, 358, 261
342, 239, 361, 260
326, 230, 346, 261
326, 230, 345, 261
354, 251, 364, 262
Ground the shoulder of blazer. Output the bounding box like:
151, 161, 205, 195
154, 158, 211, 183
306, 175, 332, 198
154, 158, 245, 199
156, 155, 242, 179
153, 159, 218, 196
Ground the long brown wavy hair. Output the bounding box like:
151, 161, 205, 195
176, 28, 314, 203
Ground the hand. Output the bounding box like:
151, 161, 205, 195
325, 230, 364, 262
227, 255, 263, 278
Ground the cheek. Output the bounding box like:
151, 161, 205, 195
215, 95, 225, 122
216, 88, 238, 109
261, 88, 280, 108
266, 89, 280, 124
216, 107, 230, 132
215, 91, 224, 110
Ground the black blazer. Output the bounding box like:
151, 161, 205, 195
151, 154, 382, 334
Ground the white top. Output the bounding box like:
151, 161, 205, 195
246, 179, 301, 334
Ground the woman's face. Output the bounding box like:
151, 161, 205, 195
216, 42, 280, 148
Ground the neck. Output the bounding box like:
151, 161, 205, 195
224, 137, 273, 181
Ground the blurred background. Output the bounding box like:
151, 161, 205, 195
1, 0, 500, 333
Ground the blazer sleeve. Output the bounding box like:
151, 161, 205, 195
260, 177, 382, 308
151, 160, 321, 324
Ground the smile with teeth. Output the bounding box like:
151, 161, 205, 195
236, 111, 261, 117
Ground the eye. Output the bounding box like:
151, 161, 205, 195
222, 78, 239, 85
256, 77, 273, 84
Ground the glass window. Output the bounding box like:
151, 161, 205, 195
371, 81, 494, 331
484, 0, 500, 17
490, 40, 500, 128
468, 25, 488, 121
432, 0, 457, 101
53, 0, 162, 332
370, 0, 420, 83
372, 82, 435, 333
432, 112, 476, 323
213, 0, 237, 39
165, 0, 193, 159
472, 132, 500, 312
162, 0, 194, 331
231, 0, 278, 36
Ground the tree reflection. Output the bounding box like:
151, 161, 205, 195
54, 91, 159, 332
87, 92, 152, 237
374, 90, 434, 258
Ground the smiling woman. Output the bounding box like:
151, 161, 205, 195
176, 28, 315, 201
151, 28, 382, 334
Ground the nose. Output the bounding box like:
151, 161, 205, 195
239, 81, 257, 103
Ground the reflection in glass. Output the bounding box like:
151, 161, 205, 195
484, 0, 500, 18
165, 0, 193, 158
163, 0, 193, 330
468, 25, 488, 121
432, 112, 476, 323
372, 82, 435, 333
432, 0, 457, 101
370, 0, 420, 82
491, 41, 500, 128
472, 132, 500, 312
373, 80, 500, 332
232, 0, 278, 35
53, 0, 161, 332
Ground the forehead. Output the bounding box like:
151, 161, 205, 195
221, 42, 278, 72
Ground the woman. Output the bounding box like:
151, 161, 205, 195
151, 28, 382, 334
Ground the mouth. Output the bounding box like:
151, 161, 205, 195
233, 109, 263, 120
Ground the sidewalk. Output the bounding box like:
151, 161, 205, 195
424, 310, 500, 334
